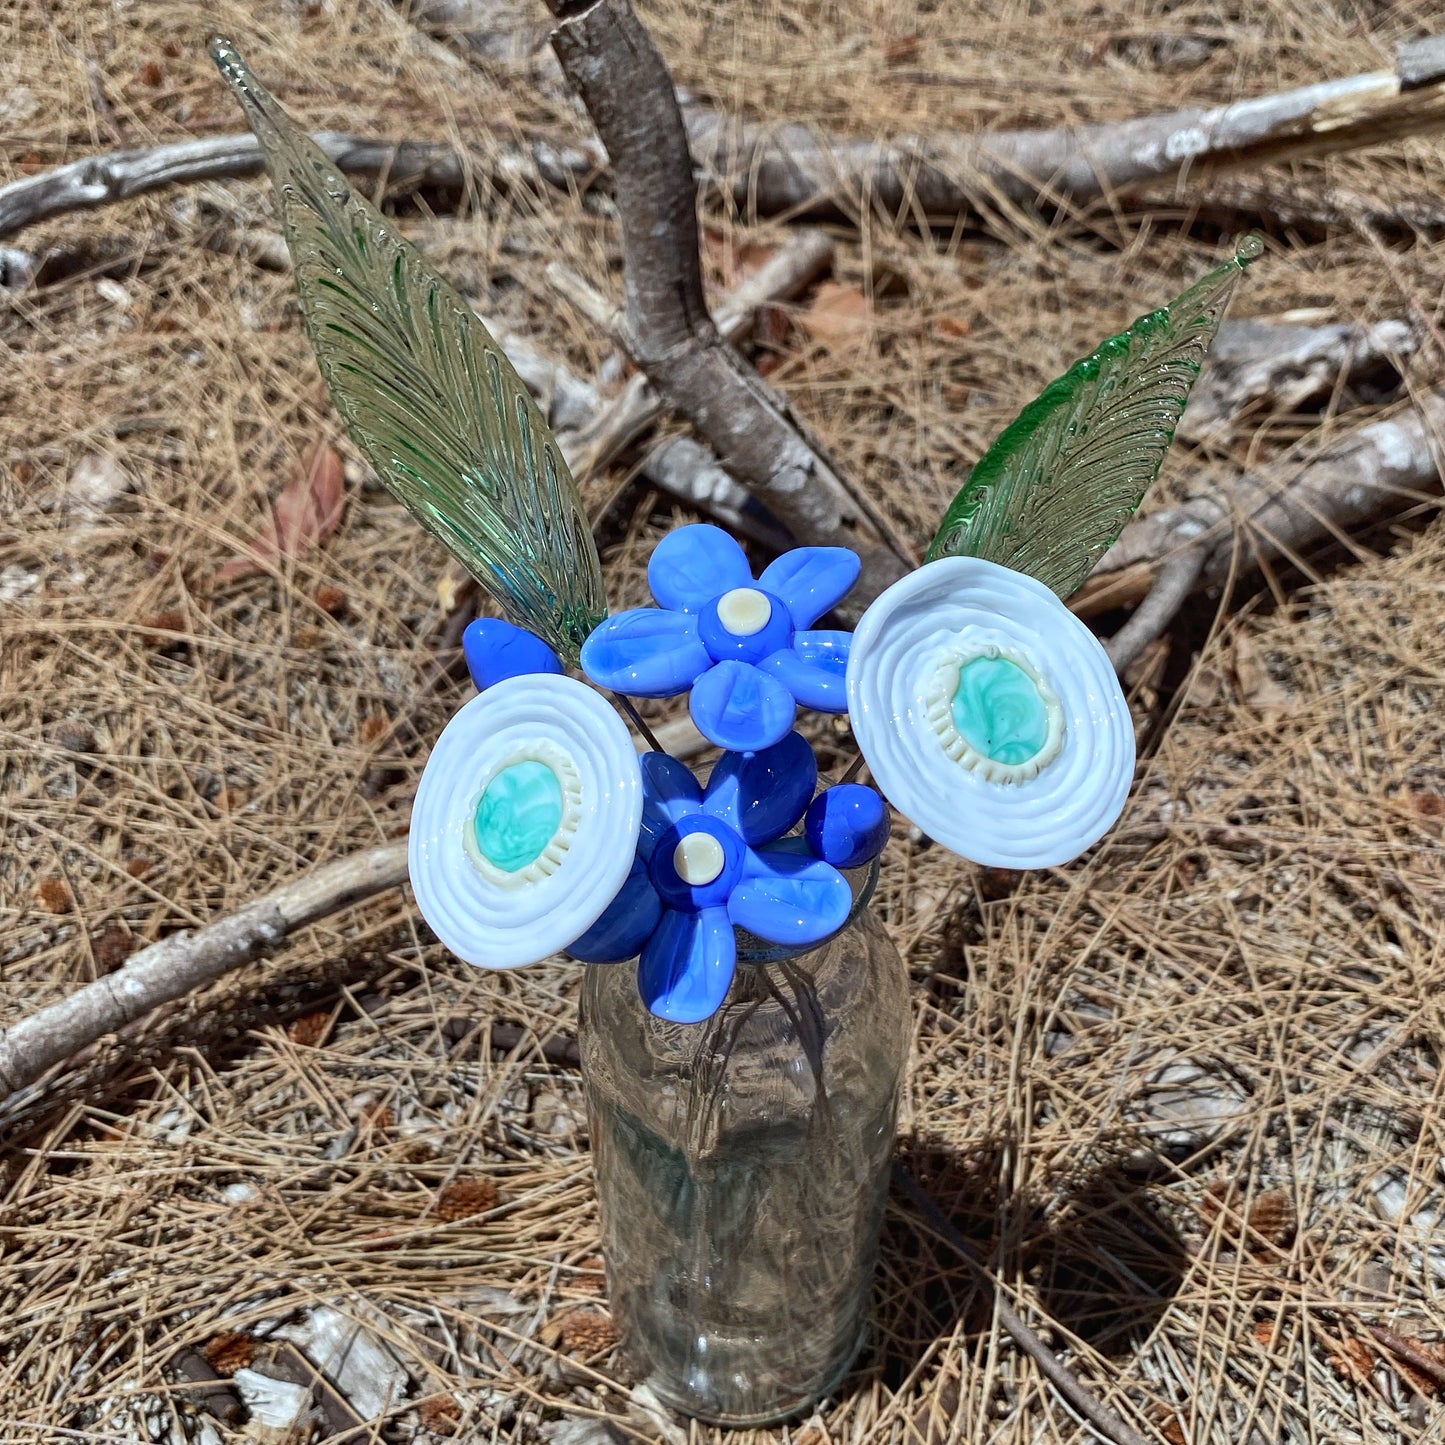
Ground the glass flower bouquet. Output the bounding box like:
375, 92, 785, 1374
212, 38, 1258, 1426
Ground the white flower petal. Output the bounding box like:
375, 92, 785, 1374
408, 674, 643, 967
846, 557, 1134, 868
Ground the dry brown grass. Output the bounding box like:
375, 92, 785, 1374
3, 0, 1445, 1440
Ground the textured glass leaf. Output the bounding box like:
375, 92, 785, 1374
209, 37, 606, 660
927, 236, 1262, 599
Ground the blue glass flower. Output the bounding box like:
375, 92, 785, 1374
580, 524, 860, 751
569, 732, 886, 1023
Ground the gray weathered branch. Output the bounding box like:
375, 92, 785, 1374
0, 126, 611, 258
687, 54, 1445, 222
1178, 315, 1415, 444
0, 717, 706, 1114
8, 34, 1445, 249
1082, 387, 1445, 654
543, 0, 914, 608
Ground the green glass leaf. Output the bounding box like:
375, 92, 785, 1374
927, 235, 1262, 599
208, 37, 606, 660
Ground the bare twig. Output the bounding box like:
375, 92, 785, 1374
1104, 542, 1210, 672
544, 0, 914, 608
406, 0, 1445, 229
1360, 1322, 1445, 1391
0, 126, 611, 245
0, 843, 411, 1102
892, 1164, 1154, 1445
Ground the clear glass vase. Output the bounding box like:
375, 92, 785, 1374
578, 898, 911, 1426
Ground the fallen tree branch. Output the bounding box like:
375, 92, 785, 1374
893, 1164, 1154, 1445
1177, 316, 1415, 445
544, 0, 914, 608
1104, 542, 1210, 672
10, 33, 1445, 249
688, 46, 1445, 223
1078, 388, 1445, 652
0, 131, 541, 241
0, 842, 410, 1101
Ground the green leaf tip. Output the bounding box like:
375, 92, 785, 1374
926, 242, 1259, 599
208, 40, 607, 661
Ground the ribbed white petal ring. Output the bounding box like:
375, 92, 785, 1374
408, 673, 643, 968
846, 557, 1134, 868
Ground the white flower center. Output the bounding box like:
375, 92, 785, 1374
673, 832, 725, 885
716, 586, 772, 636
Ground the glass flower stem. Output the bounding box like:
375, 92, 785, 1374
612, 691, 667, 755
838, 750, 866, 785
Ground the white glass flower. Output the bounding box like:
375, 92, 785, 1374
846, 557, 1134, 868
408, 672, 643, 967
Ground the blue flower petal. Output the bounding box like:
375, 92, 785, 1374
639, 906, 737, 1023
728, 845, 852, 946
648, 524, 753, 613
689, 661, 796, 752
759, 629, 852, 711
804, 784, 890, 868
568, 857, 662, 961
702, 730, 817, 845
581, 609, 712, 697
638, 751, 703, 859
463, 618, 563, 693
759, 547, 861, 630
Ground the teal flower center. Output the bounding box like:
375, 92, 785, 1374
951, 655, 1052, 766
474, 760, 564, 872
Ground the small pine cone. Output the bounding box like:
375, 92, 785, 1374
36, 878, 72, 914
1329, 1337, 1375, 1383
1245, 1190, 1296, 1249
287, 1011, 331, 1048
436, 1177, 498, 1222
419, 1392, 462, 1434
557, 1308, 620, 1356
202, 1330, 257, 1376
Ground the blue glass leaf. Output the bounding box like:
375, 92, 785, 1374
568, 857, 661, 962
804, 784, 890, 868
760, 629, 851, 711
638, 751, 703, 860
729, 846, 850, 946
463, 618, 563, 692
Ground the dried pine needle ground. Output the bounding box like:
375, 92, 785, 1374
3, 0, 1445, 1440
